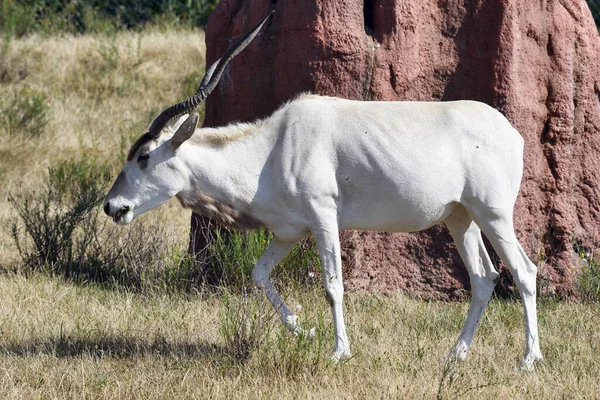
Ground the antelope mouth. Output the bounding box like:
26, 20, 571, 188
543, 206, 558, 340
114, 207, 134, 225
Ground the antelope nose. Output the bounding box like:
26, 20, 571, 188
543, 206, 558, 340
103, 201, 111, 216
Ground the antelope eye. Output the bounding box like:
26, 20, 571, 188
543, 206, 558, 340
137, 154, 150, 163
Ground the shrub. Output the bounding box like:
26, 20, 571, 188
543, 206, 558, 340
208, 228, 272, 289
10, 156, 111, 276
0, 87, 49, 137
208, 228, 321, 291
579, 253, 600, 301
9, 156, 193, 291
0, 0, 36, 39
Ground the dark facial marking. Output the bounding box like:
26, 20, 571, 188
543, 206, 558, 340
127, 132, 154, 161
137, 153, 150, 168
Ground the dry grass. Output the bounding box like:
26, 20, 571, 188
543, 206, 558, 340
0, 272, 598, 399
0, 28, 599, 400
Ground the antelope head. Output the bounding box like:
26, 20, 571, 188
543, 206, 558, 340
103, 12, 273, 224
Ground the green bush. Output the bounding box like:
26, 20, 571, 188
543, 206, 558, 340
0, 0, 219, 37
10, 156, 204, 292
1, 0, 37, 39
208, 228, 271, 288
10, 157, 111, 276
208, 228, 321, 291
10, 157, 149, 288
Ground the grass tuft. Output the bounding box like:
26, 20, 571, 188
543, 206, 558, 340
578, 253, 600, 301
0, 86, 48, 137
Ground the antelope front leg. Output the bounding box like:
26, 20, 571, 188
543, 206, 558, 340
313, 221, 351, 362
252, 236, 314, 338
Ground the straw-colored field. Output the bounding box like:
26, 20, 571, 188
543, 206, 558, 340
0, 273, 599, 398
0, 31, 598, 399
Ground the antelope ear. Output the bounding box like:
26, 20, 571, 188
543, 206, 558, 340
171, 113, 199, 149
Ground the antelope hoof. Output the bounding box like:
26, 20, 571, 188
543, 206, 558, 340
286, 315, 315, 340
329, 349, 352, 364
294, 326, 316, 341
520, 352, 544, 372
447, 341, 468, 361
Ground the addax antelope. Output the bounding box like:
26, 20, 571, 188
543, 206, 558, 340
104, 12, 543, 370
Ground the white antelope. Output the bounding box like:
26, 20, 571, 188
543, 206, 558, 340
104, 13, 543, 369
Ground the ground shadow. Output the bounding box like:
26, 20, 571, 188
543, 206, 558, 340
1, 334, 228, 361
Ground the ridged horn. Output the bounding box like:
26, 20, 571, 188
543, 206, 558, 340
147, 10, 274, 137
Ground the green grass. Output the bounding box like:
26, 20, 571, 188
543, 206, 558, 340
579, 255, 600, 301
0, 0, 219, 37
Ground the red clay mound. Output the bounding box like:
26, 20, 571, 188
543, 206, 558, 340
197, 0, 600, 299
